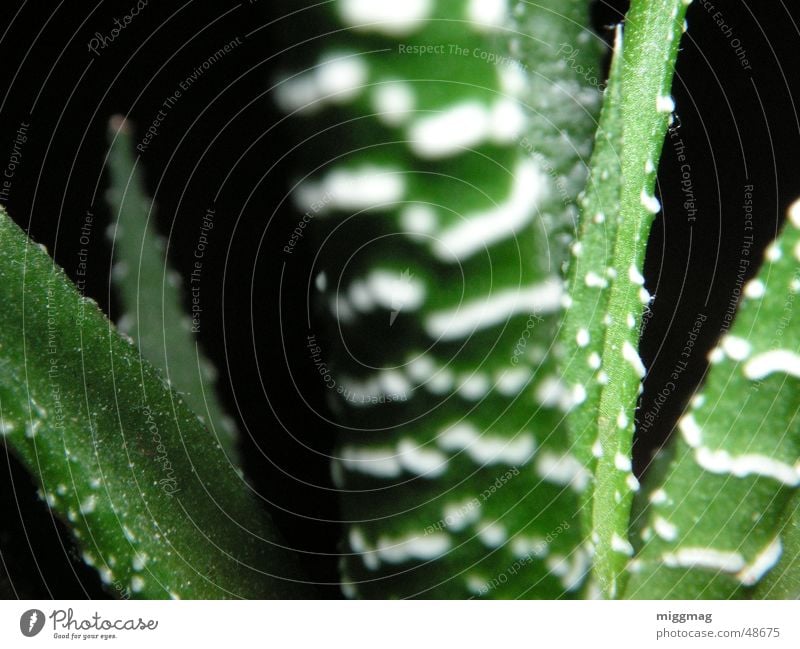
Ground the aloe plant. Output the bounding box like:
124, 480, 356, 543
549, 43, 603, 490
626, 201, 800, 598
2, 0, 800, 600
274, 0, 603, 598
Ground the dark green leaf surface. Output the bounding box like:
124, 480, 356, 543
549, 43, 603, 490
0, 206, 307, 599
105, 118, 239, 463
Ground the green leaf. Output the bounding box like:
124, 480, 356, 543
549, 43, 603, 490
627, 199, 800, 598
105, 117, 239, 463
275, 0, 602, 597
560, 23, 624, 546
0, 206, 307, 598
560, 0, 691, 598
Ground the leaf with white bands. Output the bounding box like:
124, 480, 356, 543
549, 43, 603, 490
628, 199, 800, 598
278, 0, 601, 597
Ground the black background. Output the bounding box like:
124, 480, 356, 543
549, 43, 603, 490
0, 0, 798, 598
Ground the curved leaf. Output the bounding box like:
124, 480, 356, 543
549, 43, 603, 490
0, 206, 308, 598
628, 200, 800, 598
